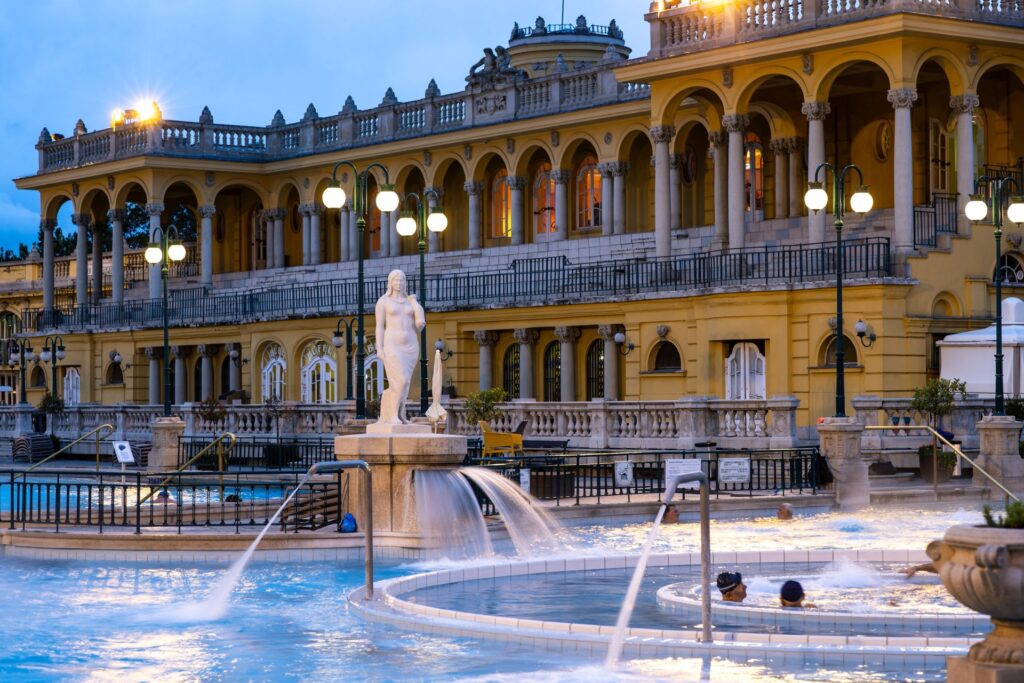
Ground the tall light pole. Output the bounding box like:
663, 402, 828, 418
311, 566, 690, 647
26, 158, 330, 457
39, 335, 66, 399
805, 163, 874, 417
331, 317, 357, 401
321, 162, 399, 420
965, 179, 1024, 415
395, 190, 448, 414
145, 225, 187, 417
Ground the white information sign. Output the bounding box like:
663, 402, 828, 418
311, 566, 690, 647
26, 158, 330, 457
664, 458, 703, 491
112, 441, 135, 464
519, 468, 531, 493
613, 461, 634, 488
718, 457, 751, 484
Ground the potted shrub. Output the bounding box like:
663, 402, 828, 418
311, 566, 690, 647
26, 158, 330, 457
464, 387, 508, 426
927, 501, 1024, 669
910, 377, 966, 480
37, 394, 64, 436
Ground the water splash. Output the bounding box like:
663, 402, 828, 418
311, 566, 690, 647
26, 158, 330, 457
459, 467, 561, 555
415, 470, 494, 560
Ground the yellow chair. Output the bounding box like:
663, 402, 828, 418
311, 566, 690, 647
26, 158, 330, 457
478, 420, 523, 460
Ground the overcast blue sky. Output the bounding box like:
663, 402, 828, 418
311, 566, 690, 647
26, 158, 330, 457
0, 1, 648, 251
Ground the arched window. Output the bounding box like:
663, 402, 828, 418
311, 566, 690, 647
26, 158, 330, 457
363, 353, 385, 402
585, 339, 604, 400
823, 335, 859, 367
650, 341, 682, 372
502, 345, 520, 399
744, 133, 764, 218
0, 312, 19, 339
929, 119, 951, 194
490, 169, 511, 239
725, 342, 765, 400
63, 367, 80, 406
300, 341, 337, 404
533, 163, 556, 239
260, 342, 286, 402
576, 155, 602, 230
30, 365, 46, 388
542, 341, 560, 402
105, 363, 124, 385
996, 253, 1024, 284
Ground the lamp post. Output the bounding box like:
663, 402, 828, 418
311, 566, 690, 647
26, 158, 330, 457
964, 179, 1024, 415
321, 162, 399, 420
7, 340, 34, 404
395, 190, 448, 414
145, 226, 187, 417
39, 335, 66, 399
331, 317, 358, 401
805, 163, 874, 418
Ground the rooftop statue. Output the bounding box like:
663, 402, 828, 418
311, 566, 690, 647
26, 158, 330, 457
467, 45, 526, 88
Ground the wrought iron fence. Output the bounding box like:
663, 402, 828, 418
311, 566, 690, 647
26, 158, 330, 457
177, 436, 335, 472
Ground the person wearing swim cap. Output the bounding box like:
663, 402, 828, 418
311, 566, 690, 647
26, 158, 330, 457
716, 571, 746, 603
780, 579, 815, 608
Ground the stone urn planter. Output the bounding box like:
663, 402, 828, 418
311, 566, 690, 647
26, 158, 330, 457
927, 524, 1024, 680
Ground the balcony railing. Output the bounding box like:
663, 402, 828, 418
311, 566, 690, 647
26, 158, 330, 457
20, 237, 893, 333
913, 192, 959, 248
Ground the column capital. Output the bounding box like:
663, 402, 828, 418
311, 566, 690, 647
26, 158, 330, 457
610, 161, 630, 177
649, 125, 676, 144
506, 175, 527, 191
597, 162, 615, 177
784, 136, 803, 153
554, 326, 581, 344
550, 169, 571, 184
801, 101, 831, 121
71, 212, 92, 227
464, 180, 484, 195
298, 202, 323, 216
263, 208, 286, 221
171, 345, 193, 359
513, 328, 539, 345
887, 88, 918, 110
949, 93, 980, 115
107, 208, 126, 222
144, 347, 163, 360
708, 130, 727, 148
768, 138, 788, 155
473, 330, 499, 346
197, 343, 220, 358
39, 217, 56, 231
145, 202, 165, 217
597, 324, 621, 341
721, 114, 749, 133
198, 204, 217, 218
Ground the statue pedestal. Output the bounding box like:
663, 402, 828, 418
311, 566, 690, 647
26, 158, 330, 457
335, 432, 467, 533
365, 422, 432, 435
817, 416, 869, 510
975, 415, 1024, 498
148, 417, 185, 472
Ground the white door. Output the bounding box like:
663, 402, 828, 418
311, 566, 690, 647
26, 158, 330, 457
725, 343, 765, 400
63, 367, 81, 406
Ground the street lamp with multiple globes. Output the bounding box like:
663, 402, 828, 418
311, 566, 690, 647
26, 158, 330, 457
331, 317, 358, 401
145, 226, 187, 416
39, 335, 66, 399
7, 340, 34, 404
805, 163, 874, 418
964, 179, 1024, 415
395, 190, 448, 413
321, 162, 399, 420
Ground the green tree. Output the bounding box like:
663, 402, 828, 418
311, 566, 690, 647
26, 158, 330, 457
910, 377, 968, 428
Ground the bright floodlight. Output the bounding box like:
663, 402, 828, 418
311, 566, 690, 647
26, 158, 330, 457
849, 186, 873, 214
136, 99, 158, 121
965, 195, 988, 222
427, 208, 448, 233
168, 242, 186, 262
376, 184, 400, 212
1008, 197, 1024, 225
804, 182, 828, 212
322, 183, 346, 209
396, 214, 417, 237
144, 244, 163, 264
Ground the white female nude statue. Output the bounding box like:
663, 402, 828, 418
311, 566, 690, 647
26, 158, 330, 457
374, 269, 425, 425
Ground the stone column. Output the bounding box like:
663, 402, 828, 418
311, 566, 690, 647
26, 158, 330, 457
599, 163, 615, 236
172, 346, 190, 406
513, 328, 538, 400
227, 343, 242, 394
770, 138, 789, 219
378, 207, 391, 258
651, 125, 675, 258
669, 153, 682, 231
555, 326, 580, 402
723, 115, 748, 248
72, 212, 90, 305
390, 209, 401, 257
262, 211, 275, 268
802, 101, 830, 243
889, 88, 918, 251
598, 324, 619, 401
951, 94, 980, 235
107, 209, 124, 302
272, 208, 285, 268
425, 187, 441, 253
509, 175, 526, 245
310, 204, 322, 265
975, 415, 1024, 497
199, 204, 215, 287
786, 138, 804, 218
198, 344, 218, 401
41, 218, 55, 312
90, 220, 102, 303
474, 330, 498, 392
612, 162, 628, 236
340, 205, 351, 262
301, 205, 311, 265
146, 203, 164, 298
817, 416, 869, 510
146, 347, 161, 406
551, 170, 569, 241
465, 181, 483, 250
709, 131, 728, 243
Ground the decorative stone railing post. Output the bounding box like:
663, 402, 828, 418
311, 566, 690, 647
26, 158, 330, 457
818, 416, 868, 509
676, 396, 713, 448
114, 404, 127, 441
590, 400, 610, 449
851, 395, 883, 451
975, 415, 1024, 498
766, 395, 800, 447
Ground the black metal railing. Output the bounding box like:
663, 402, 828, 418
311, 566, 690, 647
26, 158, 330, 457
465, 447, 825, 509
23, 238, 892, 334
914, 192, 960, 248
177, 436, 335, 472
1, 468, 348, 533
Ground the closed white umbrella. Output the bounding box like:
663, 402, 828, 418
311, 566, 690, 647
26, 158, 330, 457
425, 349, 448, 424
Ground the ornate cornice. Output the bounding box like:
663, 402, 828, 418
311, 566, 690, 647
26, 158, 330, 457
550, 170, 571, 184
473, 330, 498, 347
463, 180, 484, 195
198, 204, 217, 218
145, 202, 165, 216
506, 175, 527, 191
513, 328, 539, 345
650, 125, 676, 144
554, 326, 580, 344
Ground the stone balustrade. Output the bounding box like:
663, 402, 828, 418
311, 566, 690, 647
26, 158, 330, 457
646, 0, 1023, 59
851, 394, 992, 454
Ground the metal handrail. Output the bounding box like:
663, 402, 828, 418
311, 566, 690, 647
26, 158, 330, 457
308, 460, 373, 599
138, 431, 236, 505
20, 423, 115, 477
865, 424, 1020, 503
